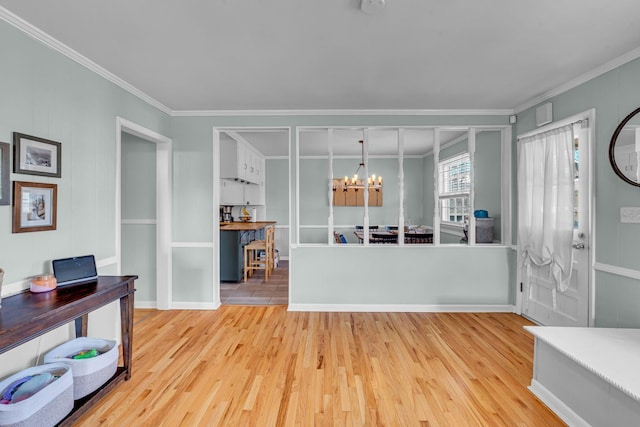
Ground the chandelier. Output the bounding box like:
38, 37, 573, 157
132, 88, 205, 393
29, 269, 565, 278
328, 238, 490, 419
344, 140, 382, 190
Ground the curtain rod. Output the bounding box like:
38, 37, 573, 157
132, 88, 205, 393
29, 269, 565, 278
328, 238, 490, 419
517, 117, 588, 141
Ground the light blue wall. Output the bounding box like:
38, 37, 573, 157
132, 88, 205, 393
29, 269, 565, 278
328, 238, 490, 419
0, 19, 170, 286
290, 246, 512, 306
515, 56, 640, 327
121, 134, 156, 303
169, 115, 510, 307
0, 19, 170, 378
265, 158, 289, 225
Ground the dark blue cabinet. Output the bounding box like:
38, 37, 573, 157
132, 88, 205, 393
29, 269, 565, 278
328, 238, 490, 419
220, 229, 264, 282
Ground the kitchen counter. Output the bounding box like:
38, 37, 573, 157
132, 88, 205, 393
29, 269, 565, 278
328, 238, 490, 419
219, 221, 276, 282
220, 221, 276, 231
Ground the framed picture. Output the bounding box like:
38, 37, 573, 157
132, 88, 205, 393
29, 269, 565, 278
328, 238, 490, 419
0, 142, 9, 206
12, 181, 57, 233
13, 132, 62, 178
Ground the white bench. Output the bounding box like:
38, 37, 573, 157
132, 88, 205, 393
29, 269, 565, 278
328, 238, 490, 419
526, 326, 640, 426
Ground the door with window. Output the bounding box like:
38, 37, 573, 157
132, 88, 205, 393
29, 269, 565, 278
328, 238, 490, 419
518, 115, 592, 327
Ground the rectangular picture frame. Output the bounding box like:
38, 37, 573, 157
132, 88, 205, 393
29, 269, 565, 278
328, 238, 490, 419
0, 142, 9, 206
12, 181, 57, 233
13, 132, 62, 178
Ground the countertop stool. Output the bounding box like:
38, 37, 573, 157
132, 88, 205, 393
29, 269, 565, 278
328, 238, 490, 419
244, 225, 275, 282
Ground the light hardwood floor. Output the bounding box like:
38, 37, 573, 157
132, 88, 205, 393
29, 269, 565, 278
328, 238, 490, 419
77, 307, 563, 426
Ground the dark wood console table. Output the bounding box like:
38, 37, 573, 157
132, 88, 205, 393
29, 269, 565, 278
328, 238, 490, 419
0, 275, 137, 426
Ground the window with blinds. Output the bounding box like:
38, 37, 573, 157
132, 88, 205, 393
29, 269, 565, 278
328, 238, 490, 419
438, 152, 470, 224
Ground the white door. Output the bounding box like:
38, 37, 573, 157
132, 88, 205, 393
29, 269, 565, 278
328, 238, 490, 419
519, 117, 592, 326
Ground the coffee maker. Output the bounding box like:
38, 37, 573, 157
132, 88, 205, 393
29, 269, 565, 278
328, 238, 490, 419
221, 206, 233, 222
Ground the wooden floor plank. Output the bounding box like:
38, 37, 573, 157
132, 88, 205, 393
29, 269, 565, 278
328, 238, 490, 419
76, 307, 564, 426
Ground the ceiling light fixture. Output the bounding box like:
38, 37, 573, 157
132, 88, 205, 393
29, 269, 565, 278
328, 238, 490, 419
361, 0, 386, 14
344, 140, 382, 190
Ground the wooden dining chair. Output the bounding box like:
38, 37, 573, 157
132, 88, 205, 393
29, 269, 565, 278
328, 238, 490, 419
244, 225, 275, 282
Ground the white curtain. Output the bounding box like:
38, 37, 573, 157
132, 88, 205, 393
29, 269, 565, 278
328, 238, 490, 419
518, 124, 575, 294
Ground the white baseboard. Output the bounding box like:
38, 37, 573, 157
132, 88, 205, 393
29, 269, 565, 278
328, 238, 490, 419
287, 304, 515, 313
134, 301, 157, 309
133, 301, 222, 310
528, 380, 589, 427
170, 301, 221, 310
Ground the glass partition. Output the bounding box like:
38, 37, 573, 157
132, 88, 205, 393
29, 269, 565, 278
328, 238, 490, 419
437, 130, 469, 244
474, 130, 502, 244
296, 125, 507, 246
298, 129, 330, 244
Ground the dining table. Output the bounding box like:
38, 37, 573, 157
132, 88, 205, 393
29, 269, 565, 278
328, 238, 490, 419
353, 227, 433, 244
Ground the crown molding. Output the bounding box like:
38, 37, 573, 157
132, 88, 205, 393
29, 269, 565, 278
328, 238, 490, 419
171, 108, 514, 117
0, 7, 173, 116
514, 46, 640, 114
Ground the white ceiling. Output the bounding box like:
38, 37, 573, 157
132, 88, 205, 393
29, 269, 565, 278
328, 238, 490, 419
1, 1, 640, 113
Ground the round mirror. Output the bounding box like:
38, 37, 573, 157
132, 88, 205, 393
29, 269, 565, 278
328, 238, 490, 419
609, 106, 640, 187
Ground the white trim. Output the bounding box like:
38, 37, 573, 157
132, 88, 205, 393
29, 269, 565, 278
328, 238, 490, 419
0, 7, 172, 116
171, 302, 221, 310
501, 127, 513, 246
528, 380, 590, 427
213, 130, 221, 309
96, 256, 118, 269
172, 109, 513, 117
121, 219, 157, 225
134, 301, 157, 309
515, 46, 640, 114
287, 304, 515, 312
171, 242, 215, 248
1, 278, 31, 298
594, 262, 640, 281
116, 117, 173, 310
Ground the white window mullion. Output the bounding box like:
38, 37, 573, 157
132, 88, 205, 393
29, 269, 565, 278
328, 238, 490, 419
327, 128, 335, 244
433, 128, 441, 245
363, 128, 370, 245
468, 128, 476, 245
398, 128, 405, 245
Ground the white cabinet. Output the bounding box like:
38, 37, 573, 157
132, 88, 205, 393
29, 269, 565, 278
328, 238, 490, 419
220, 179, 244, 205
244, 182, 265, 205
220, 179, 265, 206
220, 136, 264, 184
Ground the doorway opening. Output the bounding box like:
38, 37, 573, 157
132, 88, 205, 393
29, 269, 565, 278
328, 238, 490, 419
116, 117, 172, 309
213, 127, 291, 306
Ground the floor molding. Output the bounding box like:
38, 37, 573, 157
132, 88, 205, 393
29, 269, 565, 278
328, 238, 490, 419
171, 301, 221, 310
287, 304, 515, 313
528, 380, 590, 427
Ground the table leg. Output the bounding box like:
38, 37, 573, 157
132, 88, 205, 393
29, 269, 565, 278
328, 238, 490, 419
74, 315, 88, 338
119, 285, 135, 380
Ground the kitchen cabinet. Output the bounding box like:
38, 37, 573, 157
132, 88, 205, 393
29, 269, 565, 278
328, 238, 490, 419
220, 136, 264, 184
220, 179, 265, 206
220, 179, 245, 205
220, 229, 256, 281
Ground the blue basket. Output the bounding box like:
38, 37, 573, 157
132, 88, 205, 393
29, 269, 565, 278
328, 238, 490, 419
474, 210, 488, 218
